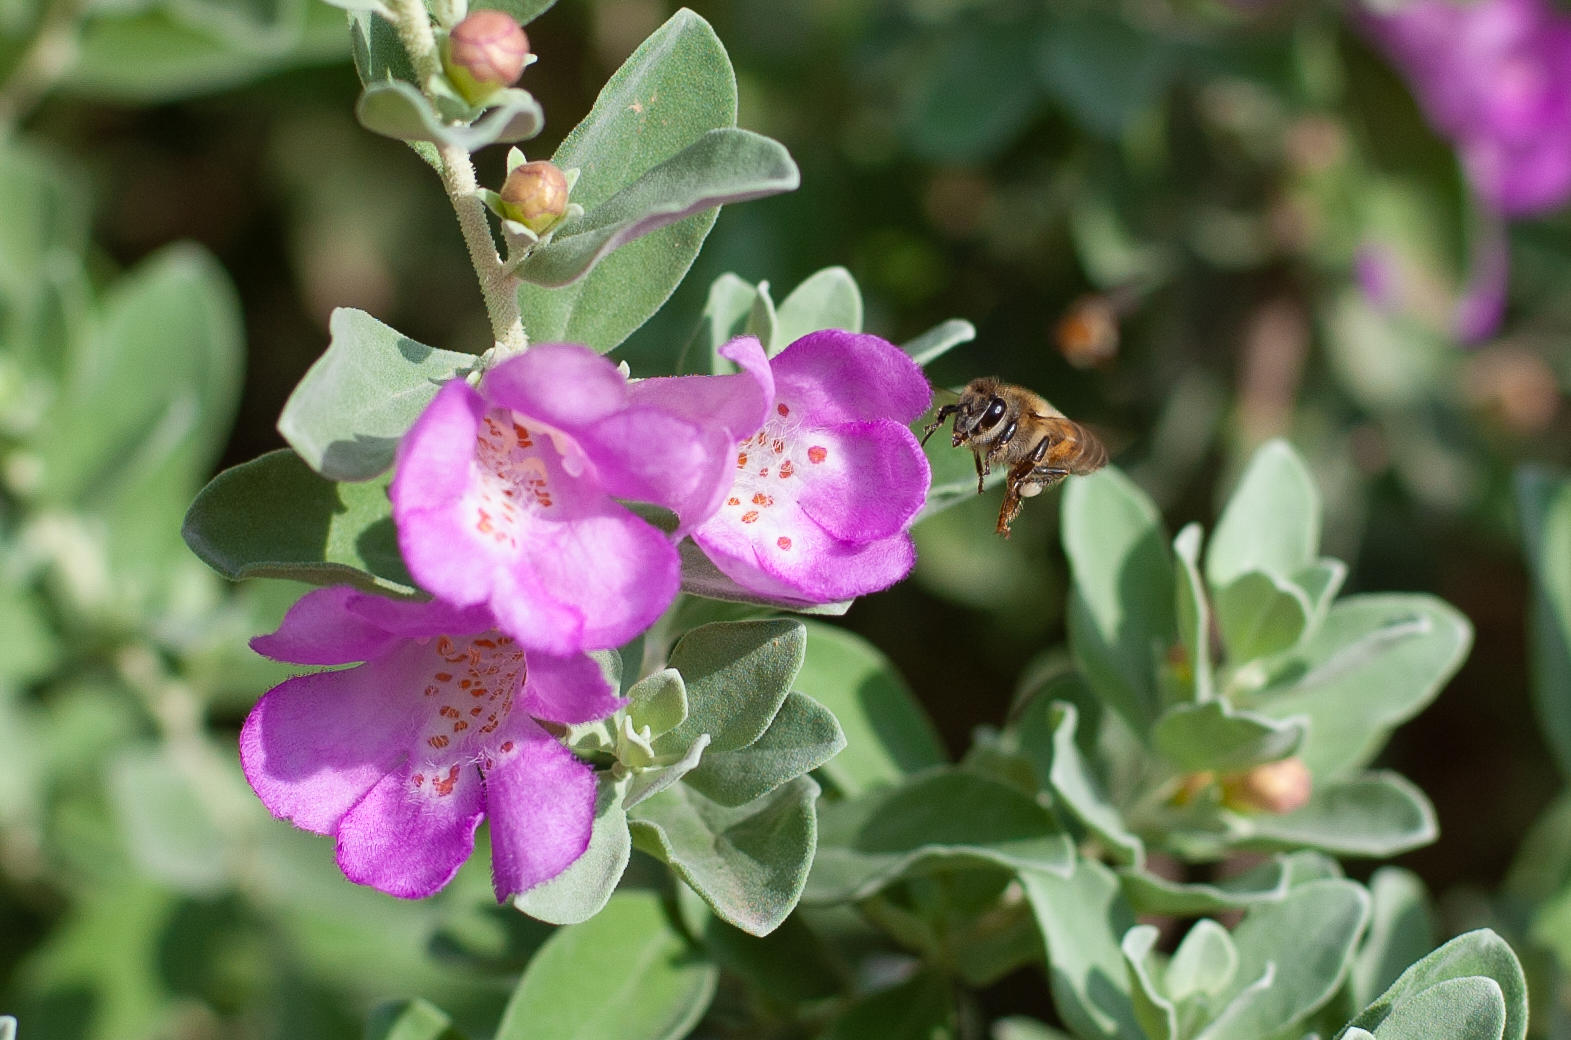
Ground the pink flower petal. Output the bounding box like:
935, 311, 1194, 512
239, 648, 427, 833
481, 344, 630, 432
769, 330, 932, 426
392, 380, 506, 610
250, 586, 402, 665
627, 336, 774, 440
483, 720, 597, 900
522, 650, 621, 725
796, 420, 930, 542
575, 405, 735, 531
693, 503, 918, 602
335, 763, 485, 899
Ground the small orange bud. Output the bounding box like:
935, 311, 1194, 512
1221, 758, 1312, 815
499, 161, 569, 234
444, 10, 530, 104
1055, 294, 1119, 369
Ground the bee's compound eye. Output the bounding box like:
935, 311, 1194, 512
980, 397, 1008, 430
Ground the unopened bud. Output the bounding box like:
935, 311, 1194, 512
1055, 294, 1119, 369
499, 161, 569, 233
1221, 757, 1312, 815
443, 10, 530, 104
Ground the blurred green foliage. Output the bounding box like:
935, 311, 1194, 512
4, 0, 1571, 1037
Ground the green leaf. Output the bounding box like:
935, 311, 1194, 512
518, 129, 797, 288
1124, 925, 1178, 1040
1206, 439, 1321, 589
1517, 468, 1571, 777
654, 618, 805, 757
494, 890, 717, 1040
513, 777, 630, 925
1173, 523, 1215, 701
516, 9, 740, 354
0, 141, 88, 314
355, 80, 544, 149
1197, 879, 1370, 1040
1294, 558, 1348, 629
350, 7, 415, 86
1063, 466, 1175, 732
793, 621, 946, 795
1020, 858, 1144, 1040
278, 308, 476, 481
1344, 929, 1527, 1040
38, 245, 240, 508
821, 970, 956, 1040
1243, 594, 1472, 777
677, 272, 761, 374
1213, 571, 1313, 663
682, 691, 845, 806
805, 769, 1073, 904
904, 15, 1042, 161
1116, 858, 1289, 916
1151, 700, 1305, 773
1346, 868, 1437, 1015
1168, 919, 1239, 1001
1037, 9, 1171, 139
1046, 702, 1143, 865
1365, 977, 1505, 1040
900, 318, 976, 367
106, 743, 231, 893
364, 998, 467, 1040
628, 668, 688, 737
772, 267, 863, 348
64, 2, 346, 102
1229, 772, 1437, 858
182, 449, 415, 596
630, 776, 819, 936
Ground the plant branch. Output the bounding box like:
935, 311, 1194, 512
385, 0, 528, 357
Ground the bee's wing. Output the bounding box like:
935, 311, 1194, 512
1034, 415, 1110, 474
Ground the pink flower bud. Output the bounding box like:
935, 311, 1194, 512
443, 10, 530, 104
499, 161, 569, 233
1221, 757, 1313, 815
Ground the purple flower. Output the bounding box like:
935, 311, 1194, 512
240, 586, 618, 900
391, 343, 737, 655
1362, 0, 1571, 216
636, 331, 932, 603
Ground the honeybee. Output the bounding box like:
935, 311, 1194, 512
921, 378, 1108, 537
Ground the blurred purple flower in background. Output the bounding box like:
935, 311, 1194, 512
1361, 0, 1571, 339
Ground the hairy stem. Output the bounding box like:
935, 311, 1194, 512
385, 0, 528, 357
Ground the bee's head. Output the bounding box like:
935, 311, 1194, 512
952, 377, 1008, 445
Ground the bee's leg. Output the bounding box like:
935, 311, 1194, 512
995, 487, 1024, 537
984, 417, 1018, 466
973, 450, 987, 494
919, 404, 960, 446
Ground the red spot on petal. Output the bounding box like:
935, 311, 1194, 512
727, 496, 741, 507
772, 439, 785, 453
777, 536, 792, 550
777, 402, 790, 416
428, 735, 450, 749
737, 452, 749, 468
741, 510, 760, 523
453, 720, 469, 732
412, 773, 425, 786
779, 460, 794, 478
500, 740, 515, 752
808, 445, 828, 464
752, 493, 773, 506
434, 672, 452, 682
759, 467, 769, 476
